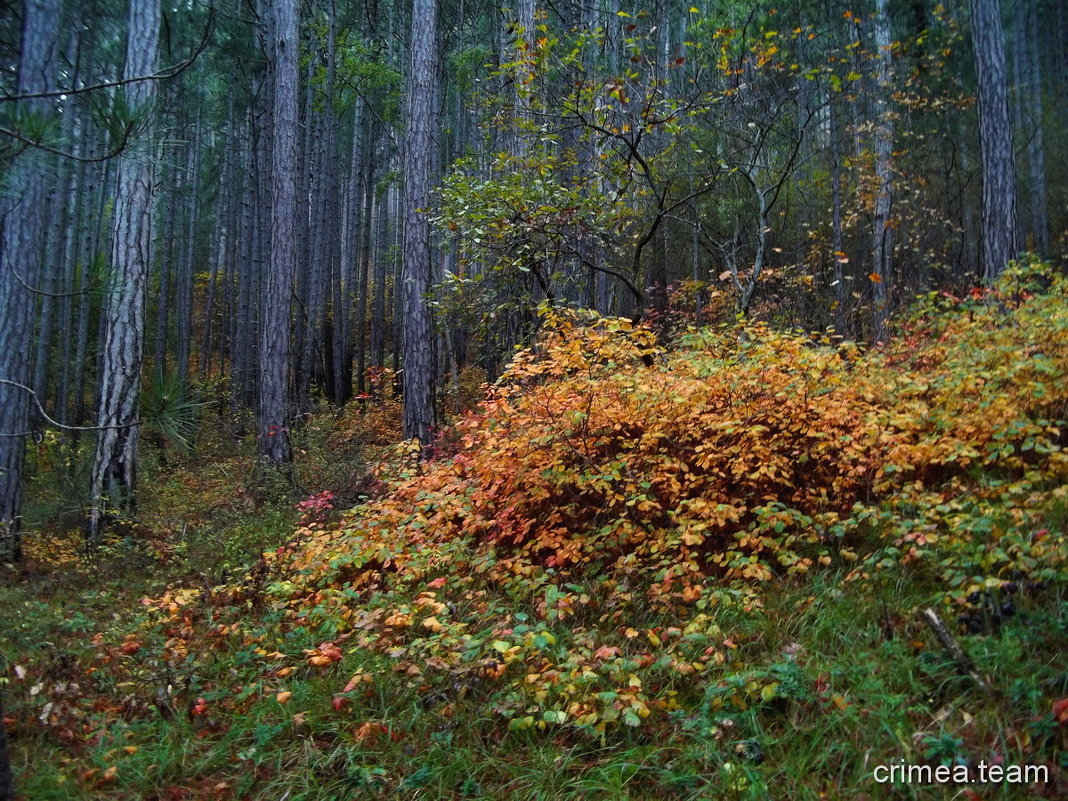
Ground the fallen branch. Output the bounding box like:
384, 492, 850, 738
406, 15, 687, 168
919, 607, 992, 693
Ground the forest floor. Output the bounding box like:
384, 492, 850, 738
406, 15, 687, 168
4, 264, 1068, 800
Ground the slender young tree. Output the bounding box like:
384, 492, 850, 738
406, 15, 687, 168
401, 0, 439, 445
871, 0, 894, 343
258, 0, 299, 465
970, 0, 1017, 281
87, 0, 161, 543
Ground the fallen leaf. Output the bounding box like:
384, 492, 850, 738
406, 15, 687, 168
1052, 698, 1068, 724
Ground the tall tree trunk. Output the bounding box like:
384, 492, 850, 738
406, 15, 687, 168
258, 0, 298, 466
354, 131, 375, 399
830, 92, 848, 337
970, 0, 1017, 282
401, 0, 439, 445
72, 158, 112, 432
0, 0, 61, 561
371, 166, 389, 373
176, 107, 201, 386
201, 112, 235, 380
871, 0, 893, 344
86, 0, 160, 544
1023, 0, 1048, 256
154, 92, 181, 376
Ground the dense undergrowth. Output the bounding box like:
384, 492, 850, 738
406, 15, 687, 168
4, 261, 1068, 799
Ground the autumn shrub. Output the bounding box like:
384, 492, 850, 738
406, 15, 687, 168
273, 265, 1064, 603
131, 260, 1068, 747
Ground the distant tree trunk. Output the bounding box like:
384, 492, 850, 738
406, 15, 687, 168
258, 0, 298, 466
86, 0, 160, 544
201, 109, 235, 380
830, 94, 848, 337
354, 132, 376, 399
154, 90, 182, 377
971, 0, 1017, 282
401, 0, 438, 445
1023, 0, 1048, 256
72, 158, 112, 432
392, 180, 402, 379
318, 3, 343, 403
232, 117, 259, 413
176, 109, 201, 386
295, 53, 320, 412
154, 143, 179, 375
870, 0, 893, 344
371, 161, 389, 372
339, 99, 367, 403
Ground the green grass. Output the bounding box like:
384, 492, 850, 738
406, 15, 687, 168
5, 275, 1068, 799
5, 539, 1065, 800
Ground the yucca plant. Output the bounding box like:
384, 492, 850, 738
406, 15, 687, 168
141, 369, 211, 452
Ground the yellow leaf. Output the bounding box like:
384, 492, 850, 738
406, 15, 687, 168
422, 616, 445, 632
276, 691, 292, 704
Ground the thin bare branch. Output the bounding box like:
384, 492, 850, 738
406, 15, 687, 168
0, 380, 139, 436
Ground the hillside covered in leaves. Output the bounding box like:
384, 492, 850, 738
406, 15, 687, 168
7, 262, 1068, 799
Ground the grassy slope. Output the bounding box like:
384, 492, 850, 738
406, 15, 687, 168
3, 263, 1068, 800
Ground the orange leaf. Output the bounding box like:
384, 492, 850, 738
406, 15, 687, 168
1052, 698, 1068, 724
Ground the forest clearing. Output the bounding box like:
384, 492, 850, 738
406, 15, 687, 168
1, 0, 1066, 798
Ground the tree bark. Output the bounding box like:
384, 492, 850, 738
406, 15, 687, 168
1023, 0, 1048, 256
258, 0, 299, 466
970, 0, 1017, 282
871, 0, 893, 344
401, 0, 439, 445
0, 0, 61, 562
176, 107, 201, 387
87, 0, 160, 544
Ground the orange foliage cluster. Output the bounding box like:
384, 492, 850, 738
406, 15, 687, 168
133, 263, 1068, 738
277, 276, 1066, 606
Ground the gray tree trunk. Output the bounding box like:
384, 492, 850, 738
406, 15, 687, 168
1023, 0, 1048, 255
176, 108, 201, 386
371, 165, 389, 373
871, 0, 893, 344
401, 0, 439, 445
87, 0, 160, 543
354, 127, 375, 399
0, 0, 62, 561
971, 0, 1018, 282
258, 0, 299, 465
